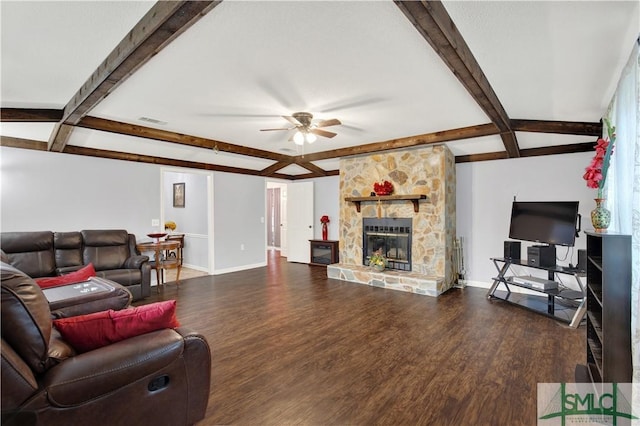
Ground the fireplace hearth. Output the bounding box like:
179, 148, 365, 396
363, 218, 412, 271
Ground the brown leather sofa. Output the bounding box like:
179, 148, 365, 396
1, 261, 211, 426
1, 230, 151, 301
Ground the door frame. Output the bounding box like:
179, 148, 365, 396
266, 180, 288, 257
160, 167, 215, 273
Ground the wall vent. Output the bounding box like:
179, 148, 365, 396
138, 117, 167, 125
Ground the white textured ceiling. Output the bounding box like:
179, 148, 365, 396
444, 0, 639, 121
0, 1, 154, 107
1, 0, 638, 174
90, 0, 489, 156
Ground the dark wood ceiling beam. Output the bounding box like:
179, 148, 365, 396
454, 151, 508, 164
78, 116, 292, 162
511, 119, 602, 136
62, 145, 266, 176
261, 161, 294, 177
1, 136, 48, 150
293, 160, 329, 176
288, 169, 340, 180
520, 141, 596, 157
261, 159, 330, 177
2, 135, 278, 177
1, 108, 63, 122
3, 134, 591, 174
500, 131, 518, 157
394, 0, 520, 158
48, 1, 222, 152
456, 141, 596, 164
48, 123, 74, 151
295, 123, 499, 162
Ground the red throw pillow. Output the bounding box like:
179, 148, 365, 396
34, 263, 96, 289
53, 300, 180, 353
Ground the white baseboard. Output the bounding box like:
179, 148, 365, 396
182, 263, 208, 272
458, 279, 491, 289
213, 261, 267, 276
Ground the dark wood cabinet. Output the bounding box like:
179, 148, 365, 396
585, 231, 632, 384
309, 240, 339, 266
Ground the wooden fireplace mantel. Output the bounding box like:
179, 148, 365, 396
344, 194, 429, 213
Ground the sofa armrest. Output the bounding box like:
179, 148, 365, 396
124, 255, 149, 270
43, 329, 183, 407
174, 327, 211, 425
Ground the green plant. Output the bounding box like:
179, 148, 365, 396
369, 253, 386, 268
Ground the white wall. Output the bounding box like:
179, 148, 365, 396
299, 175, 340, 241
212, 172, 267, 273
1, 146, 161, 239
2, 145, 597, 287
0, 147, 268, 276
456, 151, 596, 288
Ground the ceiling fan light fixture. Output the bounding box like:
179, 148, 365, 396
261, 111, 341, 144
305, 132, 317, 143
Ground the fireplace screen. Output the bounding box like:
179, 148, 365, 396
363, 218, 412, 271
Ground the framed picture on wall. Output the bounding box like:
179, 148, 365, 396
173, 183, 185, 208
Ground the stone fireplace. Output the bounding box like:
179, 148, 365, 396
327, 145, 456, 297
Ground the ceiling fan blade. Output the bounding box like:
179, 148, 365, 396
282, 115, 301, 126
316, 118, 341, 128
260, 127, 293, 131
311, 128, 337, 138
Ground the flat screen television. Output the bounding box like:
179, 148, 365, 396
508, 201, 580, 247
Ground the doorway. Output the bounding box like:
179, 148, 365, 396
161, 168, 214, 274
266, 181, 288, 257
267, 187, 281, 249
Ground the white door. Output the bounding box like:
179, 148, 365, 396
287, 181, 314, 263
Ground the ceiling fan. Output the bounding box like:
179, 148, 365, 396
260, 112, 341, 145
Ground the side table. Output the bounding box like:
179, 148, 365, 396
136, 240, 182, 289
165, 233, 185, 265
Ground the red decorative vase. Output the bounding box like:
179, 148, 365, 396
322, 222, 328, 240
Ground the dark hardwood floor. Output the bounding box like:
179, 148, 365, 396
139, 250, 585, 425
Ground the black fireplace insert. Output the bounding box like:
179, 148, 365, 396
363, 218, 412, 271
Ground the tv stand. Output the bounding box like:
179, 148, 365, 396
487, 257, 586, 328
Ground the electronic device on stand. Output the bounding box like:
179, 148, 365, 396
488, 200, 585, 327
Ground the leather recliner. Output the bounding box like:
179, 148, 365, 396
1, 261, 211, 426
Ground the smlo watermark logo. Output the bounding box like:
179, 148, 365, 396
538, 383, 637, 425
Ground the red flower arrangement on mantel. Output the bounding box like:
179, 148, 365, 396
583, 118, 615, 199
320, 215, 330, 224
373, 180, 394, 196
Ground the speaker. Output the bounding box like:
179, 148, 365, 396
527, 245, 556, 268
504, 241, 521, 260
576, 249, 587, 272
